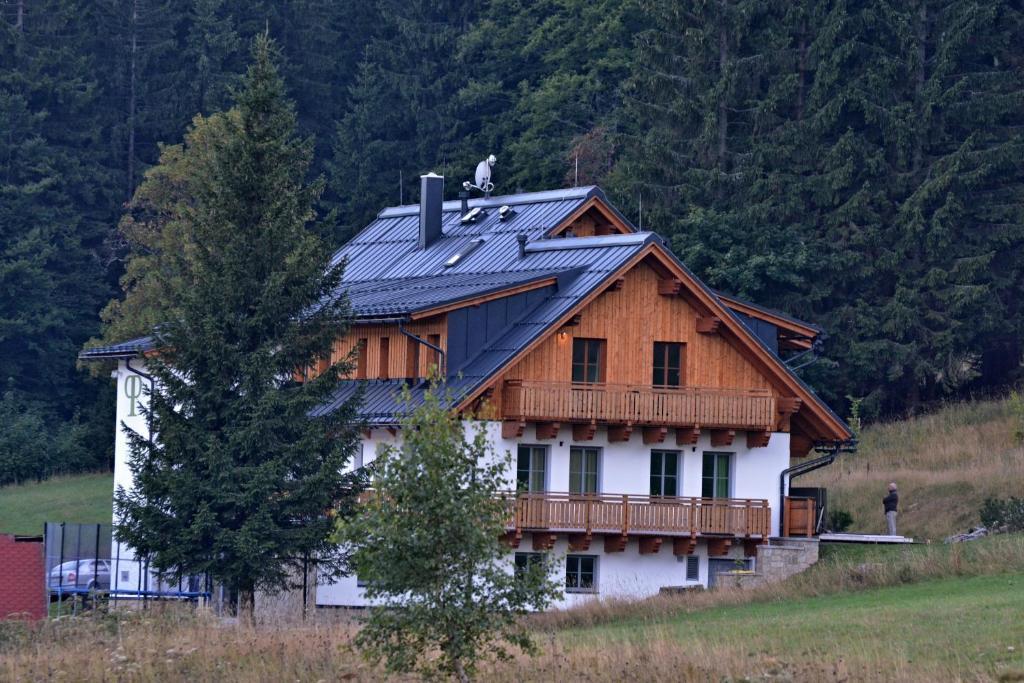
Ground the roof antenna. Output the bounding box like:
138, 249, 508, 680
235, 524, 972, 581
638, 192, 643, 231
574, 154, 579, 187
462, 154, 496, 198
399, 169, 404, 205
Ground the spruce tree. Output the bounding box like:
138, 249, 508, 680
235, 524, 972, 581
113, 35, 363, 621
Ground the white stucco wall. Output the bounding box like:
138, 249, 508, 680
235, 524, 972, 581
317, 421, 789, 608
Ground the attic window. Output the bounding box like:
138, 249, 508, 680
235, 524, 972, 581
461, 207, 483, 223
444, 238, 484, 268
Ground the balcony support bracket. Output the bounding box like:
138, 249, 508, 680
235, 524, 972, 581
707, 537, 733, 556
608, 423, 633, 443
672, 536, 698, 556
573, 422, 597, 441
567, 533, 592, 552
536, 422, 561, 440
502, 420, 525, 439
676, 427, 700, 446
532, 533, 558, 552
747, 430, 771, 448
639, 536, 663, 555
696, 315, 722, 334
500, 531, 521, 549
642, 426, 668, 444
604, 534, 629, 553
710, 429, 735, 447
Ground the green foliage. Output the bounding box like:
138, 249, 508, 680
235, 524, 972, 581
340, 386, 559, 681
1009, 390, 1024, 445
113, 37, 363, 616
979, 497, 1024, 532
827, 508, 854, 533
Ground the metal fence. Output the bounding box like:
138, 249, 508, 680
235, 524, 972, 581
44, 523, 211, 614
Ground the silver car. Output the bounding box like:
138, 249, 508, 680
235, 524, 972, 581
48, 559, 111, 591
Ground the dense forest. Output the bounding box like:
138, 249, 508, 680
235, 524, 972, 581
1, 0, 1022, 482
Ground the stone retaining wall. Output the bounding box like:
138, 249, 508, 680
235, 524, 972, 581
718, 537, 819, 589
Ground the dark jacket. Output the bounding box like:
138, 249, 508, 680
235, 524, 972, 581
883, 491, 899, 513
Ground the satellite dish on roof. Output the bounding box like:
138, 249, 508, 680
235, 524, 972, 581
464, 154, 496, 197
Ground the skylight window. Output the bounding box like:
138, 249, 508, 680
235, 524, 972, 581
461, 207, 483, 223
499, 205, 515, 221
444, 238, 484, 267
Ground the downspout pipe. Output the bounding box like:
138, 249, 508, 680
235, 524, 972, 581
778, 439, 857, 536
399, 322, 446, 379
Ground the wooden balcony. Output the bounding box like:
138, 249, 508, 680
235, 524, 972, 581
502, 380, 776, 430
508, 492, 771, 541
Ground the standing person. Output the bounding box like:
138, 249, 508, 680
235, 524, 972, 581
883, 483, 899, 535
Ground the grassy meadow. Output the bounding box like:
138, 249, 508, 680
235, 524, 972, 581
3, 535, 1023, 682
805, 397, 1024, 541
0, 472, 113, 536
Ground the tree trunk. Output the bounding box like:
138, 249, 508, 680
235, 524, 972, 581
454, 659, 470, 683
15, 0, 24, 32
238, 587, 255, 627
717, 9, 728, 169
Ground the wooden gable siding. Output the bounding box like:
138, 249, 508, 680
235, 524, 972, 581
504, 263, 774, 394
323, 317, 446, 381
548, 197, 632, 238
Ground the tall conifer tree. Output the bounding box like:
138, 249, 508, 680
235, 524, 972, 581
114, 35, 363, 620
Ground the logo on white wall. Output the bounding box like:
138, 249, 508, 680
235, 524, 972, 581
125, 375, 143, 416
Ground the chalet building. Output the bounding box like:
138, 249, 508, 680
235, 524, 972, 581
82, 175, 853, 607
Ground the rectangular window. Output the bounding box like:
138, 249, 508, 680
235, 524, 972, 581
379, 337, 390, 379
650, 450, 680, 497
653, 341, 684, 387
427, 334, 441, 376
686, 556, 699, 582
702, 452, 732, 498
571, 338, 606, 384
405, 336, 420, 380
514, 552, 544, 579
516, 445, 547, 492
569, 447, 600, 495
565, 555, 597, 593
355, 339, 368, 379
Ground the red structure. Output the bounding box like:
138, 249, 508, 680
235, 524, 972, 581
0, 534, 46, 620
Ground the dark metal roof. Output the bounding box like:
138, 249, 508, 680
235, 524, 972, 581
345, 269, 563, 318
79, 336, 155, 359
714, 289, 823, 334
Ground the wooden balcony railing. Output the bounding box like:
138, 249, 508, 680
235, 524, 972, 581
502, 380, 776, 430
508, 492, 771, 539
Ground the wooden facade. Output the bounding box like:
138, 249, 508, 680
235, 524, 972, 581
323, 317, 446, 381
503, 263, 776, 392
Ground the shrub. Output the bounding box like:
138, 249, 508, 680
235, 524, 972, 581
828, 508, 854, 533
979, 496, 1024, 532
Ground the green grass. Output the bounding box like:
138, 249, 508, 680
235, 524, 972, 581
0, 472, 113, 535
558, 573, 1024, 680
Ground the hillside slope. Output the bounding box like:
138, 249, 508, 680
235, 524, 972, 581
805, 397, 1023, 541
0, 472, 113, 535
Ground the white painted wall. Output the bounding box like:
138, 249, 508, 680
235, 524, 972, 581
317, 421, 789, 607
108, 371, 792, 607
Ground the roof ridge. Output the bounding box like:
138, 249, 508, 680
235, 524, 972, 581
378, 186, 602, 218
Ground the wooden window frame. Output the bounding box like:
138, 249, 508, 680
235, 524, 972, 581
379, 337, 390, 380
649, 449, 680, 497
565, 555, 598, 593
701, 452, 732, 499
405, 336, 420, 380
355, 338, 368, 379
569, 446, 601, 495
571, 337, 606, 384
516, 445, 548, 493
652, 341, 684, 388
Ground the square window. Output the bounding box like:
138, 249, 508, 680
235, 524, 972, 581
572, 338, 606, 384
653, 342, 684, 387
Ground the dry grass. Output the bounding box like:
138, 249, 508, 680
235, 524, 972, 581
805, 397, 1024, 540
3, 536, 1023, 682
